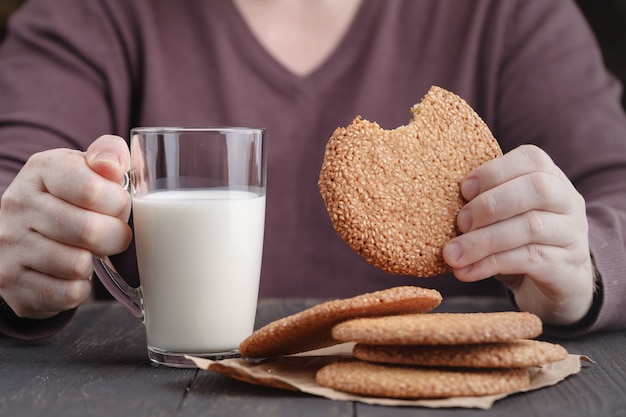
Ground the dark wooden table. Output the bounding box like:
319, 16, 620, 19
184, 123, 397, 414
1, 296, 624, 417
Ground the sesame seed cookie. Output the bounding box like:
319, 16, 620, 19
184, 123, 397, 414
239, 286, 442, 358
316, 360, 530, 399
318, 86, 502, 277
331, 311, 542, 345
352, 339, 567, 368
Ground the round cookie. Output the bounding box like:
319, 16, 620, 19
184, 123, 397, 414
331, 311, 542, 345
318, 86, 502, 277
316, 360, 530, 399
352, 339, 568, 368
239, 286, 442, 358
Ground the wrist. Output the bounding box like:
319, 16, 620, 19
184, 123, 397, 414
544, 256, 603, 334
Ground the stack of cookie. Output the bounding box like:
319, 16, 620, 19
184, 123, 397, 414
239, 286, 568, 399
317, 311, 568, 399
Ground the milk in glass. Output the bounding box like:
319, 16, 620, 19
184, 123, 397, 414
132, 189, 265, 353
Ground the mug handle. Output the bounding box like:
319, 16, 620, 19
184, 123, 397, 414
92, 256, 143, 319
91, 170, 144, 319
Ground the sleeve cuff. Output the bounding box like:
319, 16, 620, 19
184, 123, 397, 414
0, 302, 76, 340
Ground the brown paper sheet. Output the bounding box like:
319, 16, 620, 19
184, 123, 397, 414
188, 343, 588, 409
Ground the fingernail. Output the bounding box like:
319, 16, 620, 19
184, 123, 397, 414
444, 241, 463, 263
457, 208, 472, 232
94, 152, 120, 164
462, 177, 480, 200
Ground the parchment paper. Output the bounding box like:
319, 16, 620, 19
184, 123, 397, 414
188, 343, 589, 409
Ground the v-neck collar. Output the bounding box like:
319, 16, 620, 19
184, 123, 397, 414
222, 0, 380, 97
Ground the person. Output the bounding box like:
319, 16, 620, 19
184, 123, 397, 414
0, 0, 625, 340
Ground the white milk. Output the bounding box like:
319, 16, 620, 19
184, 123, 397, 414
132, 189, 265, 353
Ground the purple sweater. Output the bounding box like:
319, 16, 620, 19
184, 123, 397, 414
0, 0, 625, 338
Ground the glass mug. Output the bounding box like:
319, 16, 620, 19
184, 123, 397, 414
93, 127, 266, 367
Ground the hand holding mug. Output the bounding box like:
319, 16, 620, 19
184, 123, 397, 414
0, 135, 131, 319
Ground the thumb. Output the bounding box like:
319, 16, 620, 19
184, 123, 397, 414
85, 135, 130, 182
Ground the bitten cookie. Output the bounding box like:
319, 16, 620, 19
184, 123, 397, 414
318, 86, 502, 277
239, 286, 442, 358
316, 360, 530, 399
331, 311, 543, 345
352, 339, 567, 368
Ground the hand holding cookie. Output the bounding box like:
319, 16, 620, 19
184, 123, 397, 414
319, 85, 595, 327
442, 145, 595, 326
